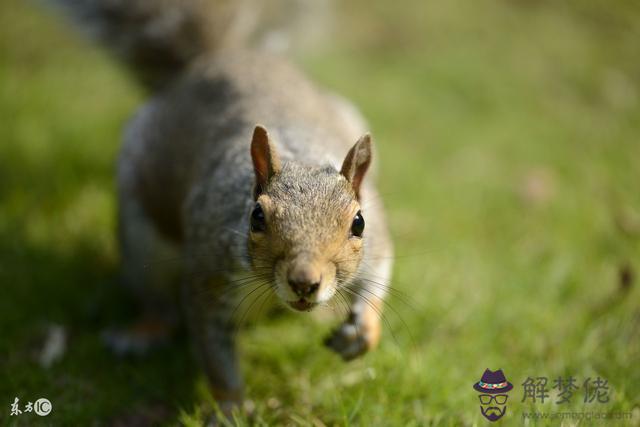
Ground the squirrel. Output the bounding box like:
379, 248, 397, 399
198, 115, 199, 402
50, 0, 394, 414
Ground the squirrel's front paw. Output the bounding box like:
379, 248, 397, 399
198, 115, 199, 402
324, 314, 380, 361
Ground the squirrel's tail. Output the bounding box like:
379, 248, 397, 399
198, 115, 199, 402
49, 0, 254, 89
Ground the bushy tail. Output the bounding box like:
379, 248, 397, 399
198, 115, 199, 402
49, 0, 254, 89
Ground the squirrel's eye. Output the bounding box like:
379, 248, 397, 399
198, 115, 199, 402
351, 211, 365, 237
250, 203, 266, 232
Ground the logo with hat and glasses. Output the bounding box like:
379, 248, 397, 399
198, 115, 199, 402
473, 368, 513, 422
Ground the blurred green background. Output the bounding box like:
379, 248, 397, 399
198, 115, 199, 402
1, 0, 639, 425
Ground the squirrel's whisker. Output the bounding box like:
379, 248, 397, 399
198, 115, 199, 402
188, 273, 272, 299
336, 288, 364, 340
332, 288, 351, 319
227, 281, 275, 330
232, 282, 277, 333
254, 285, 277, 320
195, 276, 274, 303
346, 283, 417, 352
222, 227, 250, 239
352, 275, 421, 313
339, 285, 402, 349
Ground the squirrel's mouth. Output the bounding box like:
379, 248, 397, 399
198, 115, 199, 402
288, 299, 317, 312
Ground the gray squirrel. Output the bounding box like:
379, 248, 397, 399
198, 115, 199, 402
51, 0, 393, 414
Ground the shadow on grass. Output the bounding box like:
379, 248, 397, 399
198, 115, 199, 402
0, 228, 200, 425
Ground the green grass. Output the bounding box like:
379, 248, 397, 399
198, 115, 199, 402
1, 0, 639, 425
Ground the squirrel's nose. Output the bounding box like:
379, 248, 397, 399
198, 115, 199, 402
287, 265, 321, 298
288, 279, 320, 298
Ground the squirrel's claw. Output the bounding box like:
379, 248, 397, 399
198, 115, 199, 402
324, 319, 372, 361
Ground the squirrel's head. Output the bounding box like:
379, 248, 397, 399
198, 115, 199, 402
247, 125, 372, 312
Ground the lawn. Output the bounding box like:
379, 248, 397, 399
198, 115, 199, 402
1, 0, 639, 425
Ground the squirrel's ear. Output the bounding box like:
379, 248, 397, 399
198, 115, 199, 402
251, 125, 281, 198
340, 134, 372, 199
